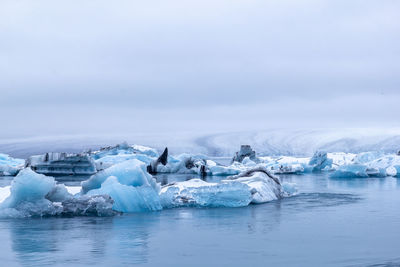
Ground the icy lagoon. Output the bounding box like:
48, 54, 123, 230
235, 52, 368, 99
0, 173, 399, 266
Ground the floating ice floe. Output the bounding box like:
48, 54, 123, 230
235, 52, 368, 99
0, 153, 24, 176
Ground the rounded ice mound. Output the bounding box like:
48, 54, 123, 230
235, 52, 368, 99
81, 159, 160, 194
87, 176, 162, 213
1, 168, 58, 208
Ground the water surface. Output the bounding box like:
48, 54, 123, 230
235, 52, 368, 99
0, 173, 399, 266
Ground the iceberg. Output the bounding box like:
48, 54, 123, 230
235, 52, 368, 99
160, 167, 295, 208
308, 151, 333, 172
0, 168, 115, 217
83, 159, 162, 212
329, 153, 400, 178
0, 153, 25, 176
95, 153, 155, 171
330, 164, 369, 178
232, 145, 258, 163
91, 142, 159, 160
393, 165, 400, 177
87, 176, 162, 213
81, 159, 160, 194
159, 179, 253, 208
226, 167, 294, 203
26, 152, 97, 175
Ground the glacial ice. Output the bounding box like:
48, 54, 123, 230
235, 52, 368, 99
87, 176, 162, 212
160, 168, 295, 208
81, 159, 160, 194
26, 152, 97, 175
225, 168, 295, 203
92, 142, 158, 171
0, 168, 116, 218
91, 142, 159, 160
0, 153, 24, 176
159, 179, 252, 208
82, 159, 162, 212
330, 164, 369, 178
308, 151, 333, 172
232, 145, 258, 163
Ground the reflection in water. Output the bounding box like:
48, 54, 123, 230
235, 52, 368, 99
5, 215, 156, 266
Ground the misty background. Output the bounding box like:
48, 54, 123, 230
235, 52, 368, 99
0, 0, 399, 157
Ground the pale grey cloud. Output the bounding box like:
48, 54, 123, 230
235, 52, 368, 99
0, 0, 399, 139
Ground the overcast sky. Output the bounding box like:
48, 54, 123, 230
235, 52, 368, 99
0, 0, 399, 140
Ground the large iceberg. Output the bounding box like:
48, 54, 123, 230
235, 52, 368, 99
0, 153, 24, 176
87, 176, 162, 212
82, 159, 162, 213
81, 159, 160, 193
160, 167, 295, 208
0, 168, 116, 218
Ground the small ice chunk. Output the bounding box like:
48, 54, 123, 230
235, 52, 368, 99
308, 151, 333, 171
0, 153, 24, 176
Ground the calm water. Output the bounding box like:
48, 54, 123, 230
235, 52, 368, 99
0, 173, 400, 267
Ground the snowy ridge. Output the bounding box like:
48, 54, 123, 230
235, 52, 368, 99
194, 128, 400, 156
1, 128, 400, 158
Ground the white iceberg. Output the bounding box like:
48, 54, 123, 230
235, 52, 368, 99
160, 167, 296, 208
159, 179, 252, 208
225, 168, 296, 203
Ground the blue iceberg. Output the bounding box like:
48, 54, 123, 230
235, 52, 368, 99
0, 168, 115, 218
0, 153, 24, 176
330, 164, 369, 178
